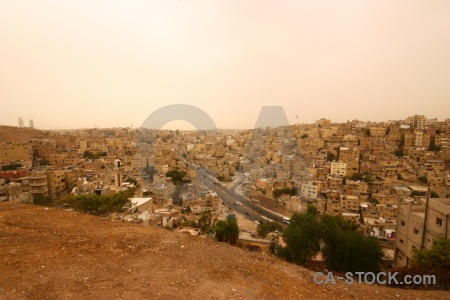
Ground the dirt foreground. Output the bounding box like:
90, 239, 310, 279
0, 202, 447, 300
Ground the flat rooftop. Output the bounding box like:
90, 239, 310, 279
174, 226, 201, 236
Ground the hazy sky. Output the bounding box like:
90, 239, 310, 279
1, 0, 449, 130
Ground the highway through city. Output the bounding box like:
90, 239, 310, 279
197, 168, 288, 225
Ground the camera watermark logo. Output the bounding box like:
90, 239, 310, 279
313, 272, 436, 285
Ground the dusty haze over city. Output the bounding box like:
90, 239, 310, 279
0, 0, 449, 130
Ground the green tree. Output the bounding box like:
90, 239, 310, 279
166, 169, 189, 185
144, 166, 156, 177
430, 191, 440, 198
327, 152, 336, 162
33, 195, 53, 206
418, 176, 428, 184
394, 149, 404, 157
125, 177, 138, 186
197, 211, 214, 233
306, 204, 318, 217
349, 172, 374, 183
217, 175, 231, 182
320, 215, 382, 273
411, 190, 426, 197
1, 164, 22, 171
408, 238, 450, 290
214, 218, 239, 245
41, 158, 51, 166
411, 238, 450, 268
278, 213, 321, 265
83, 151, 106, 160
257, 221, 284, 238
58, 187, 135, 215
273, 187, 297, 198
428, 142, 441, 152
369, 198, 380, 205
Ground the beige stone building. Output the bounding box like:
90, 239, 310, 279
395, 198, 450, 267
46, 169, 66, 200
435, 134, 449, 150
370, 127, 386, 137
330, 161, 346, 177
316, 118, 331, 127
0, 143, 33, 165
340, 194, 360, 214
29, 170, 49, 198
300, 180, 319, 199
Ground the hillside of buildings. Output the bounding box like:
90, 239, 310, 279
0, 125, 48, 143
1, 114, 450, 295
0, 201, 448, 300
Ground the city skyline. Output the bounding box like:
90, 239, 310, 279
1, 1, 449, 130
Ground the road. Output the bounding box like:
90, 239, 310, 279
197, 168, 288, 225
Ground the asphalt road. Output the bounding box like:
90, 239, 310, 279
197, 169, 287, 225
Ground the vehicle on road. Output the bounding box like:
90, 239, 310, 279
245, 212, 250, 216
283, 217, 290, 224
254, 221, 259, 225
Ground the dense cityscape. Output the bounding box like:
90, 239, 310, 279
1, 1, 449, 298
1, 113, 449, 296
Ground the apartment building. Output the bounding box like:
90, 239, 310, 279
388, 125, 401, 143
325, 176, 343, 190
300, 180, 319, 199
46, 170, 66, 200
435, 134, 449, 150
339, 146, 360, 162
0, 143, 33, 164
49, 152, 81, 167
29, 171, 49, 198
330, 162, 346, 177
343, 180, 369, 200
316, 118, 331, 127
404, 130, 430, 150
370, 127, 386, 137
153, 182, 175, 203
342, 134, 358, 147
341, 194, 360, 214
341, 158, 359, 177
320, 127, 339, 139
64, 168, 82, 193
395, 198, 450, 267
378, 157, 399, 177
405, 115, 437, 129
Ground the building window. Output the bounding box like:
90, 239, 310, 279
436, 217, 443, 227
401, 220, 405, 226
413, 228, 419, 235
400, 239, 404, 244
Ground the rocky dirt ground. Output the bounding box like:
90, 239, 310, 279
0, 202, 448, 300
